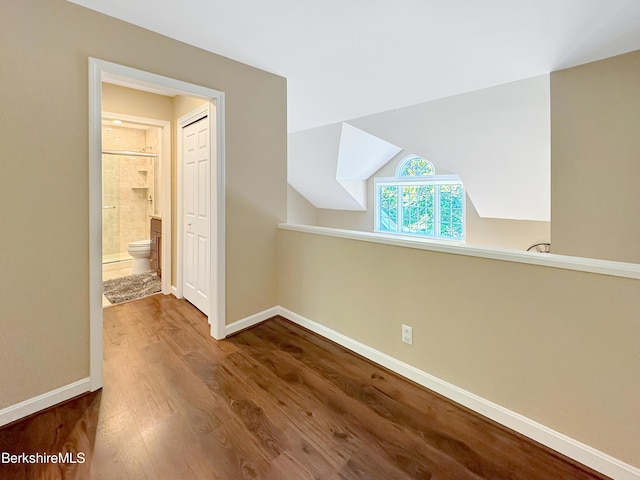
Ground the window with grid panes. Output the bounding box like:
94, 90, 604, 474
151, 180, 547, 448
375, 156, 465, 240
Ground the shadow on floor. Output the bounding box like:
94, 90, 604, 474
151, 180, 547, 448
0, 391, 102, 480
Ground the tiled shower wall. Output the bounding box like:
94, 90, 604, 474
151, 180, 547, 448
102, 125, 158, 258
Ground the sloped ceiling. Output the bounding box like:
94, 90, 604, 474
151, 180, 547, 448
69, 0, 640, 133
290, 75, 550, 220
289, 123, 401, 210
335, 124, 402, 210
69, 0, 640, 218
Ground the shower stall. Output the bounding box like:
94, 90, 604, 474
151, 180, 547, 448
101, 122, 161, 267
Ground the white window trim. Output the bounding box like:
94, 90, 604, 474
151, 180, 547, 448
376, 175, 463, 186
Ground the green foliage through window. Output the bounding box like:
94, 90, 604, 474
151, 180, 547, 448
379, 186, 398, 232
401, 185, 435, 235
398, 157, 434, 177
377, 155, 464, 240
438, 184, 464, 239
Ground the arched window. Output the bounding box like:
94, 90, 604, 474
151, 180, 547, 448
397, 156, 434, 177
375, 155, 465, 240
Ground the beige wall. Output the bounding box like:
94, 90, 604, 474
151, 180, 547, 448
466, 200, 550, 251
278, 228, 640, 467
0, 0, 286, 409
551, 49, 640, 263
315, 154, 550, 251
287, 185, 318, 225
102, 83, 174, 120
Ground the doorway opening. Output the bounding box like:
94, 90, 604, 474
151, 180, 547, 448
101, 112, 169, 307
89, 58, 227, 392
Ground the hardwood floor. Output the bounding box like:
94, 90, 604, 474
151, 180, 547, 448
0, 294, 610, 479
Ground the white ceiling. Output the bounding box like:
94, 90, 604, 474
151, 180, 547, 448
69, 0, 640, 133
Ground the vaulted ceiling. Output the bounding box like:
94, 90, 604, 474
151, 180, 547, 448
70, 0, 640, 219
69, 0, 640, 133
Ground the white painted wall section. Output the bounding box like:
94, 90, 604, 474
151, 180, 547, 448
289, 122, 401, 210
289, 123, 359, 209
351, 75, 551, 221
289, 75, 550, 222
336, 124, 402, 209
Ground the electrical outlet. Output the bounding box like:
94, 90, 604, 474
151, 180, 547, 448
402, 324, 413, 345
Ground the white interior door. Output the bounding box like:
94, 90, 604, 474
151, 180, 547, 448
182, 113, 211, 315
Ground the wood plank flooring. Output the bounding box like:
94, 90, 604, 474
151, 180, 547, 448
0, 294, 610, 479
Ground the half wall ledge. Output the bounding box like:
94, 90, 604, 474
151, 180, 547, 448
278, 223, 640, 280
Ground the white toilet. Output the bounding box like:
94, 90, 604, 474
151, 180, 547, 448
127, 240, 152, 274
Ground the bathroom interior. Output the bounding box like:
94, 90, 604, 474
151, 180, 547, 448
100, 82, 211, 308
101, 116, 163, 307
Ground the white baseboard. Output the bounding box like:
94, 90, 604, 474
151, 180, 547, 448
277, 306, 640, 480
225, 306, 279, 336
0, 378, 91, 428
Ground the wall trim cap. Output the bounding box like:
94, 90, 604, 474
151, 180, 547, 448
277, 306, 640, 480
0, 378, 91, 428
279, 223, 640, 280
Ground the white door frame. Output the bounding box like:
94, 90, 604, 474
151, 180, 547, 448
89, 58, 227, 392
176, 103, 214, 315
102, 111, 172, 295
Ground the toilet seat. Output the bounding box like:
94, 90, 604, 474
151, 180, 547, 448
129, 240, 151, 247
128, 239, 151, 249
